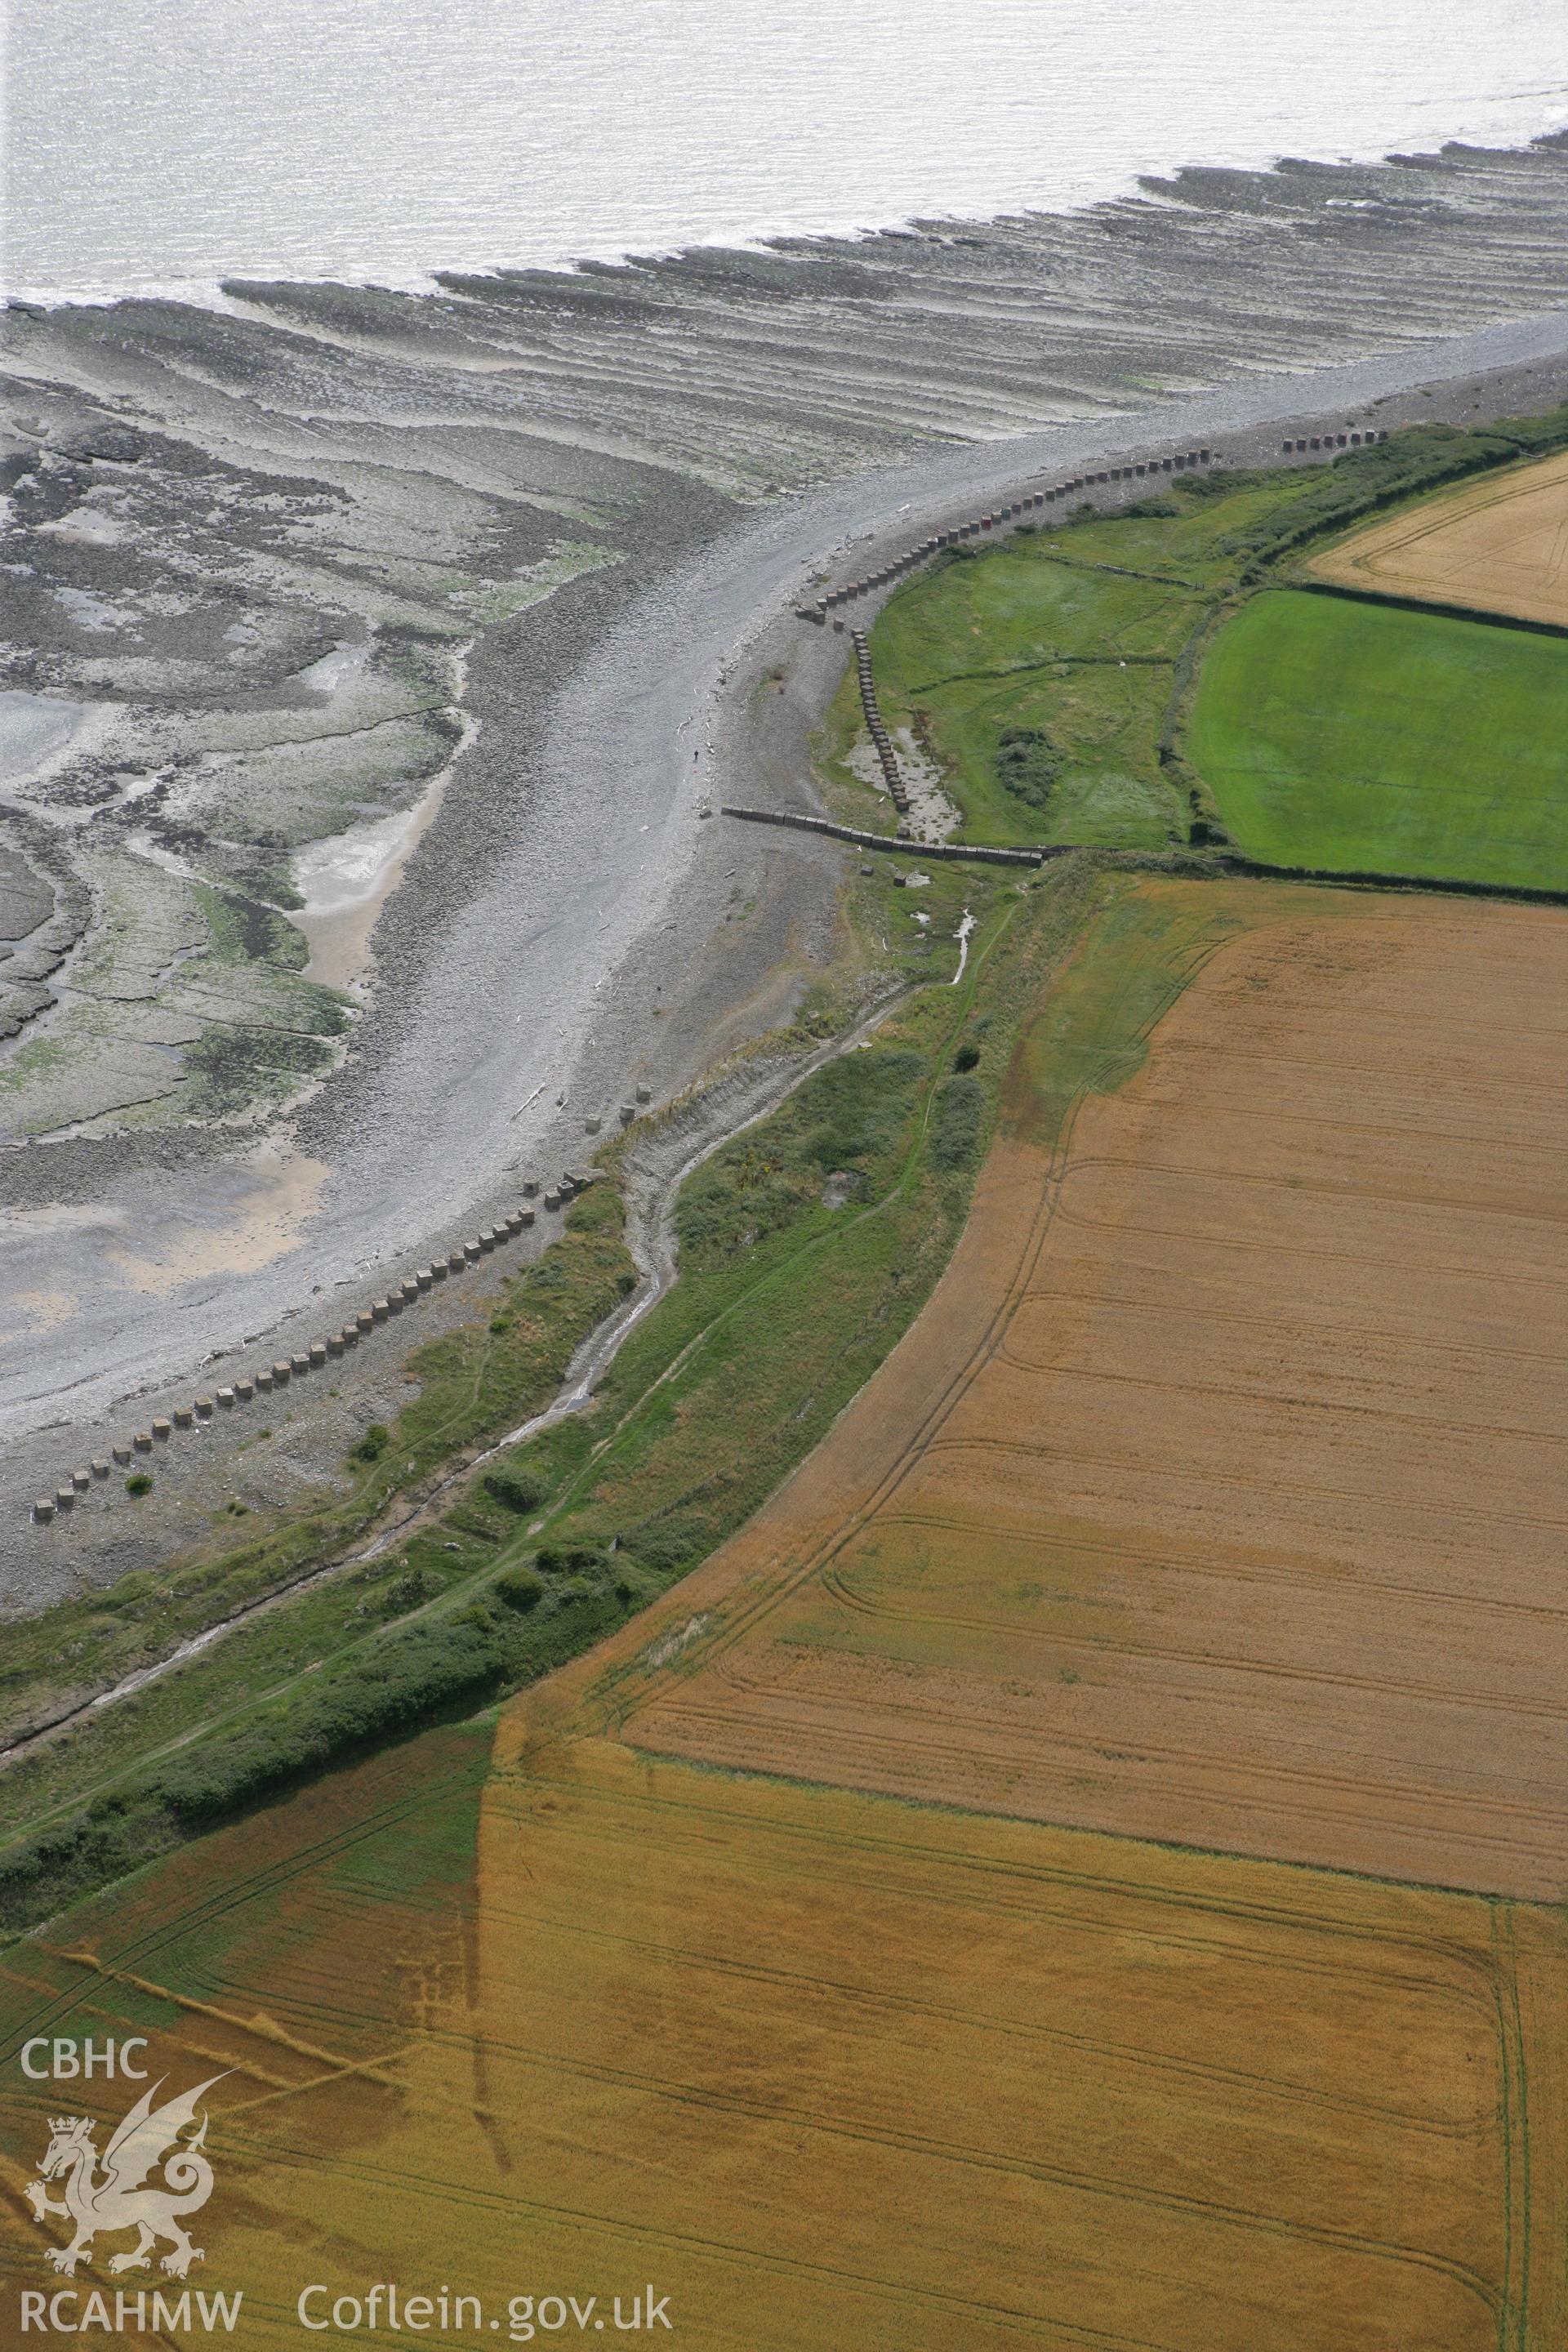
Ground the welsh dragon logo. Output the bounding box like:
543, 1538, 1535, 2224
23, 2073, 227, 2278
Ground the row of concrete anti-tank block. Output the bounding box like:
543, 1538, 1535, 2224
1283, 430, 1388, 453
795, 449, 1220, 622
28, 1094, 648, 1531
850, 630, 911, 817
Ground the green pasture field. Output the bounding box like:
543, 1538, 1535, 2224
836, 477, 1311, 852
838, 416, 1568, 871
1188, 588, 1568, 891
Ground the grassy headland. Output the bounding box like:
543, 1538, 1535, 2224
838, 408, 1568, 875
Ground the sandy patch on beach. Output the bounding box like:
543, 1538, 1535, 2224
104, 1143, 327, 1295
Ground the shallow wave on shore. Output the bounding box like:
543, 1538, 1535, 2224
5, 0, 1567, 303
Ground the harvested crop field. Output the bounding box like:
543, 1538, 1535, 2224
2, 1721, 1564, 2352
624, 877, 1568, 1897
1187, 588, 1568, 889
2, 871, 1566, 2350
1307, 448, 1568, 626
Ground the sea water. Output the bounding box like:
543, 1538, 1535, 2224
4, 0, 1566, 303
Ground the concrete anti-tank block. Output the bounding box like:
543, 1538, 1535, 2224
113, 1444, 131, 1466
133, 1432, 153, 1454
416, 1267, 434, 1289
195, 1396, 214, 1419
310, 1343, 328, 1366
91, 1460, 109, 1481
174, 1406, 194, 1429
33, 1500, 55, 1524
370, 1302, 389, 1323
217, 1388, 235, 1408
71, 1470, 91, 1492
153, 1419, 172, 1441
272, 1363, 291, 1385
255, 1370, 274, 1393
235, 1379, 255, 1401
56, 1488, 75, 1511
447, 1250, 465, 1273
327, 1334, 345, 1356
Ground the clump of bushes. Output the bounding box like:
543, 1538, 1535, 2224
351, 1423, 389, 1465
125, 1473, 152, 1498
367, 1566, 435, 1621
993, 727, 1058, 813
930, 1074, 984, 1171
953, 1042, 980, 1073
494, 1566, 545, 1612
483, 1465, 546, 1515
619, 1514, 716, 1577
533, 1542, 604, 1576
151, 1620, 506, 1827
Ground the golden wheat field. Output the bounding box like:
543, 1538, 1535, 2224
1307, 447, 1568, 624
2, 875, 1566, 2350
626, 880, 1568, 1895
1, 1722, 1564, 2351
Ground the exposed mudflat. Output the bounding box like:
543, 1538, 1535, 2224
7, 132, 1568, 1592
